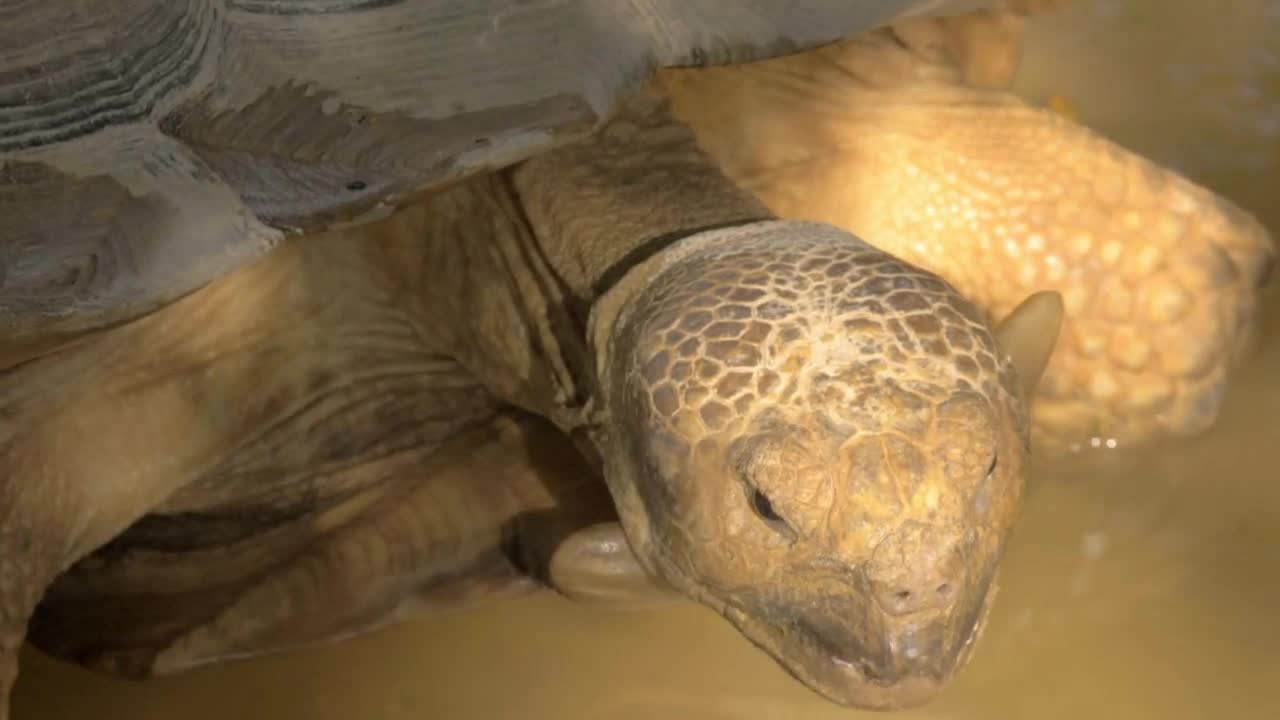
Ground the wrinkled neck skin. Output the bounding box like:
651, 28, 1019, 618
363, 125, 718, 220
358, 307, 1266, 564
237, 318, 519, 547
399, 87, 770, 439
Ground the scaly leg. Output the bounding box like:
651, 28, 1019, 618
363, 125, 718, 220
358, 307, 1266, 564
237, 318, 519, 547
661, 31, 1275, 449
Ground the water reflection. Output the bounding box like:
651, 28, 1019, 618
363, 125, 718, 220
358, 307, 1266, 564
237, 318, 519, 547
14, 1, 1280, 718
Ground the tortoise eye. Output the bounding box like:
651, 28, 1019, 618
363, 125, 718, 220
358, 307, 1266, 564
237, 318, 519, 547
749, 488, 796, 541
751, 489, 782, 522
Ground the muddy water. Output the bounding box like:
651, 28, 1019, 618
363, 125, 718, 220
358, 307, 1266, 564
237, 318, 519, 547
13, 1, 1280, 718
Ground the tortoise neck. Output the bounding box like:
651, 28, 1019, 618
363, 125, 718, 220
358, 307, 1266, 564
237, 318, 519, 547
505, 87, 774, 304
394, 88, 771, 437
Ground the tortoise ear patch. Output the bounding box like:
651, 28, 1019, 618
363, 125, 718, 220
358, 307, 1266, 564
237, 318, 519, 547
994, 290, 1064, 398
548, 522, 681, 609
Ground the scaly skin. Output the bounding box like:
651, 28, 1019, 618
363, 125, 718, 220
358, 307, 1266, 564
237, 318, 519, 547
661, 27, 1276, 450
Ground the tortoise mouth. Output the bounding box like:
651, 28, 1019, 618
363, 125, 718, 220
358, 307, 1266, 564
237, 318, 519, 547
719, 580, 997, 711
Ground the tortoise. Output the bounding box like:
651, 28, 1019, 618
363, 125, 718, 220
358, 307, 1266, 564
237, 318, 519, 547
0, 0, 1274, 715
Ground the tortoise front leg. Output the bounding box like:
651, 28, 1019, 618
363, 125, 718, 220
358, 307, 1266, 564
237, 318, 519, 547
661, 33, 1276, 450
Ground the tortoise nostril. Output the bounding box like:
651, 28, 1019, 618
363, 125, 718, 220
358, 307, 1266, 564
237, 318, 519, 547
868, 522, 969, 615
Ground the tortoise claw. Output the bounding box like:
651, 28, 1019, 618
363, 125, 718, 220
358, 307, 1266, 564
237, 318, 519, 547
994, 290, 1065, 398
548, 522, 679, 608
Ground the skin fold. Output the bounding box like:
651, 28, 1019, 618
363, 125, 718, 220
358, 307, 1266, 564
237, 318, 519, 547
0, 8, 1270, 717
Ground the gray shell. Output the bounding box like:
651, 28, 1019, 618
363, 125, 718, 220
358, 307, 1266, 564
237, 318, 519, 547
0, 0, 988, 355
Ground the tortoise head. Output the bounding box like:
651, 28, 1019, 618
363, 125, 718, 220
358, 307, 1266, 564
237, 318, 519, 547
587, 221, 1060, 709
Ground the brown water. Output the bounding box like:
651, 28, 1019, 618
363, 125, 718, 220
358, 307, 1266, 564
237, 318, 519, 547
13, 1, 1280, 718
